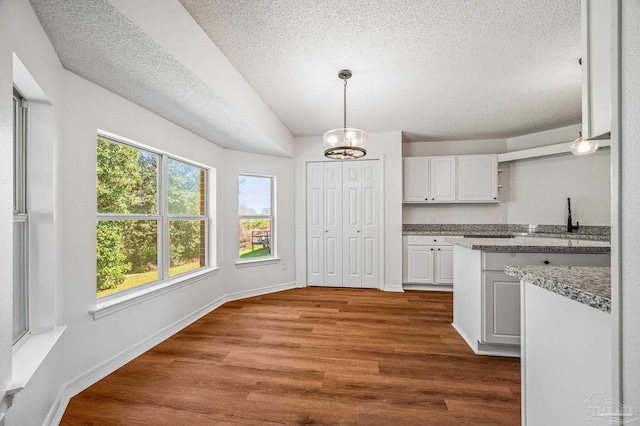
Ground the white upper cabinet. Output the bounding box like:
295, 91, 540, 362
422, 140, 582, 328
457, 155, 498, 202
403, 157, 430, 202
581, 0, 613, 140
430, 156, 456, 202
403, 154, 498, 203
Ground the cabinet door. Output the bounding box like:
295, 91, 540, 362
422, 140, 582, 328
482, 272, 520, 345
407, 246, 435, 284
403, 157, 429, 202
435, 247, 454, 284
457, 155, 498, 201
430, 156, 456, 202
581, 0, 612, 140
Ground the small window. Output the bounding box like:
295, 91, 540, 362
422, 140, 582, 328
13, 88, 29, 344
238, 175, 274, 259
96, 136, 209, 298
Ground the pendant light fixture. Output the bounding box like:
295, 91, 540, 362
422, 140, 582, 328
570, 131, 599, 155
323, 69, 367, 159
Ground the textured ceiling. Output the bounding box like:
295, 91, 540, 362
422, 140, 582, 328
178, 0, 582, 142
29, 0, 582, 151
28, 0, 289, 156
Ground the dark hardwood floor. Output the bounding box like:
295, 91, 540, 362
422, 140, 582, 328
61, 288, 520, 425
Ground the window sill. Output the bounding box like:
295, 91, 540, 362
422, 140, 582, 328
11, 326, 66, 394
90, 267, 221, 320
234, 257, 281, 268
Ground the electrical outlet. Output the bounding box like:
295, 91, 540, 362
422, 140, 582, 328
431, 215, 436, 223
281, 262, 287, 271
500, 215, 507, 223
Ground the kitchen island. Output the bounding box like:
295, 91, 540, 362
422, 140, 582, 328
401, 224, 610, 292
505, 265, 611, 425
447, 236, 610, 357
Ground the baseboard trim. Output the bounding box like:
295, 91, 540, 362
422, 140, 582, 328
383, 284, 404, 292
44, 281, 297, 425
451, 322, 521, 358
402, 283, 453, 292
451, 322, 477, 353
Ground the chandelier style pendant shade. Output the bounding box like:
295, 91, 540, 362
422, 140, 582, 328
323, 69, 367, 159
570, 131, 599, 155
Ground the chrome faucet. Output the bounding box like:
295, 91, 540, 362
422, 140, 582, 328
567, 197, 579, 233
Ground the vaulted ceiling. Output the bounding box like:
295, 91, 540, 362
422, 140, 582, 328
29, 0, 581, 154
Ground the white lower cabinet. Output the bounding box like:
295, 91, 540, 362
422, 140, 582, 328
403, 236, 453, 288
435, 247, 454, 284
483, 272, 521, 345
453, 248, 611, 357
406, 246, 435, 283
480, 252, 610, 350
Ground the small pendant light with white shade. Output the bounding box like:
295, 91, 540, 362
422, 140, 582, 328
323, 69, 367, 159
570, 131, 599, 155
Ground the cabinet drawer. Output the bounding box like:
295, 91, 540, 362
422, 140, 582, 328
406, 235, 453, 246
483, 252, 610, 271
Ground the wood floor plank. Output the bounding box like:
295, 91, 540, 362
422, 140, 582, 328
61, 288, 520, 425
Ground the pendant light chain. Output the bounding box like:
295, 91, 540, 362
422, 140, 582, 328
343, 79, 347, 129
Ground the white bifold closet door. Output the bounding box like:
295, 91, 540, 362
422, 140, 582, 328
306, 160, 379, 289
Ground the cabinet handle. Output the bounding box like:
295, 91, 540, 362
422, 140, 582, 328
430, 248, 434, 251
432, 198, 435, 200
437, 248, 441, 251
543, 260, 550, 265
433, 239, 437, 242
425, 198, 429, 200
493, 197, 497, 200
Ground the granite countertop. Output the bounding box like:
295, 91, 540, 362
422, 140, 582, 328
504, 265, 611, 313
445, 236, 611, 253
402, 224, 610, 241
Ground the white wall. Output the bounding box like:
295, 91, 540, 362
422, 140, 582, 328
401, 125, 611, 226
223, 149, 296, 292
505, 125, 610, 225
0, 0, 65, 420
620, 0, 640, 411
294, 132, 404, 292
506, 149, 610, 225
1, 1, 296, 423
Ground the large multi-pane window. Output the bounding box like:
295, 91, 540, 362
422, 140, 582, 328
13, 88, 29, 343
96, 136, 208, 298
238, 175, 274, 259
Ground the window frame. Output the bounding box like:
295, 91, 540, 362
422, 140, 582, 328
237, 174, 276, 261
13, 87, 29, 345
96, 134, 211, 300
